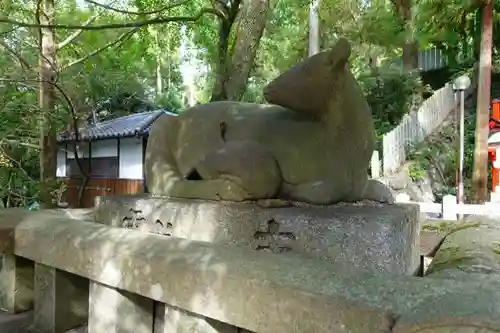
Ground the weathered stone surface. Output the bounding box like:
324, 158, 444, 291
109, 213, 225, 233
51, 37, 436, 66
394, 287, 500, 333
95, 195, 419, 275
33, 263, 88, 333
0, 311, 33, 333
426, 225, 500, 279
416, 329, 497, 333
145, 37, 394, 205
9, 209, 500, 333
0, 255, 34, 313
154, 303, 239, 333
14, 215, 403, 333
0, 209, 94, 255
420, 230, 444, 257
0, 208, 33, 254
263, 38, 352, 118
89, 282, 153, 333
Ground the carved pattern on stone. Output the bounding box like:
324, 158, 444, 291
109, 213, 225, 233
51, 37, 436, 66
155, 219, 173, 236
254, 218, 296, 253
122, 208, 147, 229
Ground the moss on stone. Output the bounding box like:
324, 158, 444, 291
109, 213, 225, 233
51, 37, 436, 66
428, 255, 476, 273
421, 220, 481, 236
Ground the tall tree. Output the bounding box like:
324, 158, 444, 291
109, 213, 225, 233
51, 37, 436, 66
390, 0, 417, 70
308, 0, 320, 56
38, 0, 58, 208
471, 0, 493, 203
224, 0, 269, 100
210, 0, 270, 101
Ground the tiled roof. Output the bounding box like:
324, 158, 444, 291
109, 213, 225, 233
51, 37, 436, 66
57, 110, 175, 142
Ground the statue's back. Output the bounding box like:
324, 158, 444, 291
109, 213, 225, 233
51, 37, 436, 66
174, 101, 328, 183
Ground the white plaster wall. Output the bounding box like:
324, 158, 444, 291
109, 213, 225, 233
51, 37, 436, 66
91, 139, 118, 157
119, 137, 143, 179
62, 137, 143, 179
56, 144, 66, 177
66, 139, 118, 158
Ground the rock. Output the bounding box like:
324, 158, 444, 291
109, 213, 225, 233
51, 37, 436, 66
425, 225, 500, 280
394, 286, 500, 333
95, 195, 420, 275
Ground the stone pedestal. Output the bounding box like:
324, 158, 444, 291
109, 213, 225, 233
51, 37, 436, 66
33, 263, 88, 333
89, 281, 153, 333
0, 255, 34, 313
95, 195, 420, 275
95, 195, 419, 332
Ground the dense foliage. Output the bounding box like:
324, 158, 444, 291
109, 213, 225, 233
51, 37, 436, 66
360, 70, 431, 138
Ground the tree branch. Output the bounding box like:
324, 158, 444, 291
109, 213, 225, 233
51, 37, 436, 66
1, 139, 40, 150
0, 40, 32, 69
0, 8, 219, 30
83, 0, 190, 16
57, 14, 99, 50
59, 27, 139, 71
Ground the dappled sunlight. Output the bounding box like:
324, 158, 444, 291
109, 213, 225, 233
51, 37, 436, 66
3, 207, 500, 331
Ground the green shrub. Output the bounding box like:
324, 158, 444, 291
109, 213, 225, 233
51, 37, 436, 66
358, 69, 433, 138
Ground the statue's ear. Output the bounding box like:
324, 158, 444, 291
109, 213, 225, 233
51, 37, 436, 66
327, 38, 351, 69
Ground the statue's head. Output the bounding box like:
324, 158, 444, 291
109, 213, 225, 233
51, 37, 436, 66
264, 38, 366, 120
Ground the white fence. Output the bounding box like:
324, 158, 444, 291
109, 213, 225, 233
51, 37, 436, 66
397, 194, 500, 221
374, 75, 477, 177
391, 48, 447, 72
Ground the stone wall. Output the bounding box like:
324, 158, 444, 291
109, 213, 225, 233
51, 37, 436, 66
1, 208, 500, 332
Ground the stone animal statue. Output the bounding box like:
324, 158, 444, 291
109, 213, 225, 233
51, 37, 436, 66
145, 38, 393, 205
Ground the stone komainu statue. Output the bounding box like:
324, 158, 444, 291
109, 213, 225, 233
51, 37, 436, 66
145, 38, 393, 205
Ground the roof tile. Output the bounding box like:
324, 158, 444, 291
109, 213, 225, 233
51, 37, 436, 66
57, 110, 175, 142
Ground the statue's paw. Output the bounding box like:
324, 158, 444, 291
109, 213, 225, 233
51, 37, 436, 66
214, 178, 252, 202
363, 179, 395, 204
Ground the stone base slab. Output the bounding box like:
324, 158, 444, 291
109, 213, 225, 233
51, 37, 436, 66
154, 303, 239, 333
33, 264, 89, 333
95, 195, 420, 275
0, 255, 34, 313
89, 282, 153, 333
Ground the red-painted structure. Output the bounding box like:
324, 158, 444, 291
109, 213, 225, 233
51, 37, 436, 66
488, 99, 500, 193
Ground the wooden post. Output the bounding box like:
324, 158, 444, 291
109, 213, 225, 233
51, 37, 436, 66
471, 0, 493, 204
491, 99, 500, 121
370, 151, 380, 179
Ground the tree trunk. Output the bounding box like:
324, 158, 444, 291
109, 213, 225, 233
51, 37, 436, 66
402, 42, 418, 70
391, 0, 418, 71
224, 0, 269, 101
211, 0, 269, 102
211, 23, 232, 101
38, 0, 58, 208
471, 0, 493, 204
308, 0, 320, 57
151, 28, 163, 97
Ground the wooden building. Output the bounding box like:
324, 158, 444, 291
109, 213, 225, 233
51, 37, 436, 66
56, 110, 175, 208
